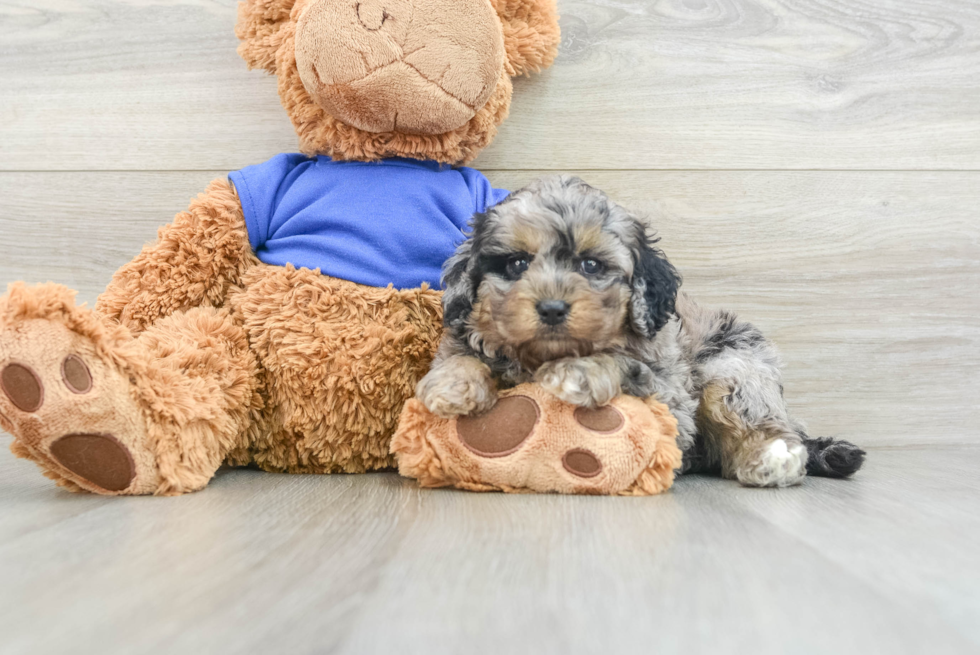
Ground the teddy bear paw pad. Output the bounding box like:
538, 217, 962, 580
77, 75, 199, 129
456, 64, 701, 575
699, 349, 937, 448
456, 395, 539, 457
61, 354, 93, 394
49, 433, 136, 492
573, 406, 624, 432
1, 362, 44, 412
562, 448, 603, 478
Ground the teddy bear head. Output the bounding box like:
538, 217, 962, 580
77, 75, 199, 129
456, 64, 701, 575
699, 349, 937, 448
236, 0, 560, 164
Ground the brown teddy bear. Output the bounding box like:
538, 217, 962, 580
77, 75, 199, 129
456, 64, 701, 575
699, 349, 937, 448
0, 0, 560, 495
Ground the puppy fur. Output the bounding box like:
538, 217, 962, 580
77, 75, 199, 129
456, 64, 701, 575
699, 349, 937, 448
417, 175, 865, 487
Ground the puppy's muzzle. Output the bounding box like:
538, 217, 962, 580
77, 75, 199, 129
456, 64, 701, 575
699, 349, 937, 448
536, 299, 570, 326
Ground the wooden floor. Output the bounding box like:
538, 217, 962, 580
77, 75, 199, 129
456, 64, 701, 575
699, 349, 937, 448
1, 445, 978, 654
1, 0, 979, 652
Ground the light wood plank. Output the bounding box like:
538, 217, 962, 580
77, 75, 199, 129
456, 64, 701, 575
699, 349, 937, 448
2, 0, 980, 171
723, 446, 980, 648
0, 453, 422, 654
0, 444, 978, 654
0, 170, 977, 446
339, 453, 980, 655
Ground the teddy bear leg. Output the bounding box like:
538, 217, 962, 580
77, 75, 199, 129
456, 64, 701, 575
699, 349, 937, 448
233, 268, 443, 474
0, 283, 261, 495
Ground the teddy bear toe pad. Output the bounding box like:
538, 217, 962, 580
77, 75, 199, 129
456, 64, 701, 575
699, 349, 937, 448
573, 406, 624, 433
1, 362, 44, 412
61, 354, 93, 394
562, 448, 603, 478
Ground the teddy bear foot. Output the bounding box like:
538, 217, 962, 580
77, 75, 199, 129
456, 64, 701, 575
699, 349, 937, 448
392, 384, 683, 495
0, 286, 160, 495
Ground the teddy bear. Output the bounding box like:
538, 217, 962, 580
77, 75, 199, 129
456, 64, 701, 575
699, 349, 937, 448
0, 0, 560, 495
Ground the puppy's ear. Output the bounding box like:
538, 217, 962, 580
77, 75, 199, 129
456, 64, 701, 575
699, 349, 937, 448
441, 237, 478, 338
236, 0, 297, 73
629, 228, 681, 338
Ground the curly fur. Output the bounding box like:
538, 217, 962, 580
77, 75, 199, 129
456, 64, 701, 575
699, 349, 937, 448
95, 179, 259, 334
491, 0, 561, 76
418, 175, 866, 487
228, 265, 443, 474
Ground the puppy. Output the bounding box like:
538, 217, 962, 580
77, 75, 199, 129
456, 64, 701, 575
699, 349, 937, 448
416, 175, 865, 487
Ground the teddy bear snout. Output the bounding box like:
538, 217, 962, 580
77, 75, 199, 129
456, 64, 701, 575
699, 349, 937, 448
295, 0, 505, 136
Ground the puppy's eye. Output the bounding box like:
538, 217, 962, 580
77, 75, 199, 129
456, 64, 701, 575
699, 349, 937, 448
579, 258, 604, 276
505, 256, 530, 279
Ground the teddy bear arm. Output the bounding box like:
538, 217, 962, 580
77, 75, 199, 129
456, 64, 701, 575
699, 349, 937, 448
95, 178, 259, 334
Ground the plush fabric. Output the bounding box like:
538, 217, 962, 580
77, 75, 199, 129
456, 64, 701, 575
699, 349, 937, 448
491, 0, 561, 76
0, 0, 560, 495
392, 384, 683, 495
225, 264, 443, 474
229, 154, 509, 289
295, 0, 505, 135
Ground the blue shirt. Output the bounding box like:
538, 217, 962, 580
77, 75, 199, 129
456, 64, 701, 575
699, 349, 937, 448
228, 154, 509, 289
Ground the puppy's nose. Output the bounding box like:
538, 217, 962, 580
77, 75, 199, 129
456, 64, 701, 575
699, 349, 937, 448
536, 299, 570, 326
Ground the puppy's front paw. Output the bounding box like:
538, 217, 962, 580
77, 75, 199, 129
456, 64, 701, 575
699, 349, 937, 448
535, 357, 619, 408
416, 357, 498, 418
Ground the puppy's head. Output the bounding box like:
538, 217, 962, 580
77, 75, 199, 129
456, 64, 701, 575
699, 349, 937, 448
443, 175, 680, 369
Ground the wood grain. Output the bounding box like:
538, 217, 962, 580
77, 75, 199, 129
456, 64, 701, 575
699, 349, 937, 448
1, 170, 977, 447
0, 444, 977, 654
2, 0, 979, 171
725, 446, 980, 649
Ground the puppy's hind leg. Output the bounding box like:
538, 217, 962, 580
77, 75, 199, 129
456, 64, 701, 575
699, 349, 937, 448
698, 381, 808, 487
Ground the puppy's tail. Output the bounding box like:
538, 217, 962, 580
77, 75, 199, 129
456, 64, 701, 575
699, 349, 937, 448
800, 434, 866, 478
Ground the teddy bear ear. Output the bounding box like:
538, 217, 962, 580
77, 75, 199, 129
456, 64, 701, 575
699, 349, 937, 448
235, 0, 298, 73
490, 0, 561, 76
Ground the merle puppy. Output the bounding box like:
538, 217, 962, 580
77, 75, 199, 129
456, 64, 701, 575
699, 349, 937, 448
416, 175, 864, 487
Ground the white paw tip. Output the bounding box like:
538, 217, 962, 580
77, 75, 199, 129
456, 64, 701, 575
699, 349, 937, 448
768, 439, 789, 458
761, 439, 805, 471
739, 439, 807, 487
